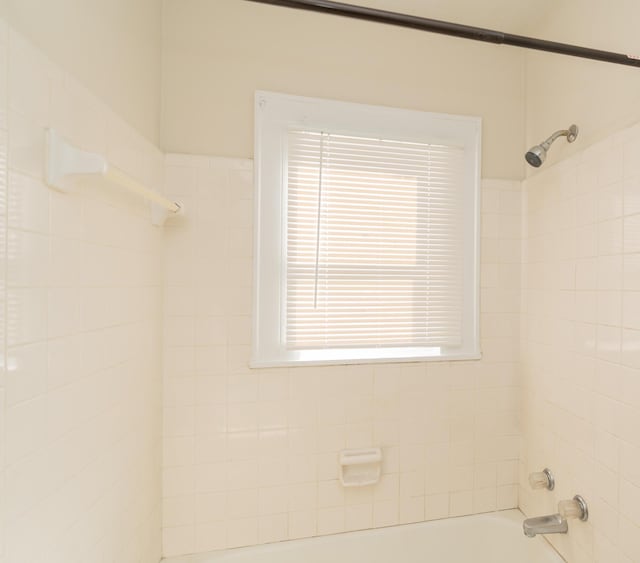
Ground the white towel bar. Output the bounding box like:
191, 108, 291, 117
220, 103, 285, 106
45, 128, 183, 226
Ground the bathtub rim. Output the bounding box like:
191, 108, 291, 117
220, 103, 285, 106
162, 508, 567, 563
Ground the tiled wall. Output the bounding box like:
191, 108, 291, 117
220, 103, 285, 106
161, 155, 522, 558
0, 20, 7, 563
520, 122, 640, 563
0, 21, 164, 563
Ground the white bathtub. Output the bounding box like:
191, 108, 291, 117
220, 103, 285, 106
164, 510, 565, 563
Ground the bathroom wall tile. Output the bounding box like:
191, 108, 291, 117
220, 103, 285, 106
497, 485, 518, 509
194, 462, 227, 494
258, 513, 288, 544
4, 396, 46, 463
6, 287, 46, 345
449, 490, 473, 517
288, 510, 317, 540
8, 172, 49, 234
164, 436, 196, 468
618, 517, 640, 561
624, 214, 640, 254
164, 495, 196, 528
163, 526, 195, 559
424, 493, 449, 521
472, 487, 497, 513
8, 111, 45, 178
317, 506, 345, 535
5, 342, 46, 406
195, 521, 226, 553
226, 517, 258, 548
345, 504, 373, 531
165, 466, 196, 497
7, 229, 49, 287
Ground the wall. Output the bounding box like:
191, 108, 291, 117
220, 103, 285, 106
0, 22, 164, 563
524, 0, 640, 171
160, 0, 526, 180
0, 0, 162, 144
520, 123, 640, 562
0, 18, 6, 563
161, 155, 522, 558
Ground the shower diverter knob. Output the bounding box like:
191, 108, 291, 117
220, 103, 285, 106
558, 495, 589, 521
528, 468, 555, 491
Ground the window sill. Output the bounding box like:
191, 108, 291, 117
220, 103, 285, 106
250, 347, 482, 368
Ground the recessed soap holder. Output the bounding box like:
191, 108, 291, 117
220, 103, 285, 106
339, 448, 382, 487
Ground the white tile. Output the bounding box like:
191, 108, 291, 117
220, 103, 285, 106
195, 521, 227, 553
163, 526, 195, 559
164, 436, 195, 468
472, 487, 497, 513
7, 229, 49, 287
47, 288, 82, 338
5, 396, 46, 463
165, 165, 198, 196
449, 490, 473, 517
164, 406, 196, 437
498, 485, 519, 510
5, 342, 46, 406
623, 292, 640, 329
163, 495, 195, 528
226, 518, 258, 549
345, 504, 373, 532
7, 288, 47, 346
164, 466, 196, 497
194, 463, 227, 494
258, 513, 288, 544
8, 111, 45, 178
8, 172, 49, 233
317, 506, 345, 535
399, 495, 424, 524
373, 499, 399, 527
425, 493, 449, 521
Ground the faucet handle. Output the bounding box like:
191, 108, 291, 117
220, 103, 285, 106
558, 495, 589, 521
528, 468, 555, 490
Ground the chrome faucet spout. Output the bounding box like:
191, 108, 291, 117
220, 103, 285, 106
522, 513, 568, 537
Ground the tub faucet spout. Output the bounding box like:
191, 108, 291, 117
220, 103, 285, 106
522, 514, 568, 537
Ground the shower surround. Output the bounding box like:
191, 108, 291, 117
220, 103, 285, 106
0, 21, 164, 563
520, 124, 640, 563
161, 155, 522, 557
0, 1, 638, 562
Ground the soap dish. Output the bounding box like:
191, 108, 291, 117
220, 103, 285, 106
339, 448, 382, 487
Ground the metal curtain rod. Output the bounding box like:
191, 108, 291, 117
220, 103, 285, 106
245, 0, 640, 68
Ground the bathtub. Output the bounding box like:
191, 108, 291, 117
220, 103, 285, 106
164, 509, 565, 563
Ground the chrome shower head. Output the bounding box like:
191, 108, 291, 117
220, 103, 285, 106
525, 124, 579, 168
525, 144, 546, 168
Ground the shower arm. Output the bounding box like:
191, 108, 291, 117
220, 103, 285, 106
540, 126, 578, 150
244, 0, 640, 69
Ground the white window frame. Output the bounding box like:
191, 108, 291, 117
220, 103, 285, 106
252, 91, 481, 367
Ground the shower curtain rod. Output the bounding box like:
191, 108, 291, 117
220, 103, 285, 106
245, 0, 640, 69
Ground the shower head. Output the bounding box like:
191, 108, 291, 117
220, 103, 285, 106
525, 124, 579, 167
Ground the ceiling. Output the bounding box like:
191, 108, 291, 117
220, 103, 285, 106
339, 0, 558, 34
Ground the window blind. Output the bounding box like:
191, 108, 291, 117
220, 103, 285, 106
286, 130, 466, 351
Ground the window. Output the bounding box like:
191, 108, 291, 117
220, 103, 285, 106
252, 92, 480, 366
